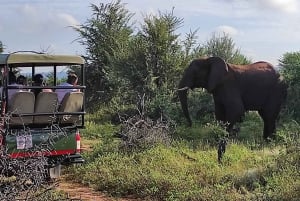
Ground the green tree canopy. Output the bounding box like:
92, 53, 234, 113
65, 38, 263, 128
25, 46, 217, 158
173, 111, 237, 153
74, 0, 133, 105
204, 32, 251, 64
279, 51, 300, 119
279, 52, 300, 86
74, 1, 251, 113
0, 41, 3, 53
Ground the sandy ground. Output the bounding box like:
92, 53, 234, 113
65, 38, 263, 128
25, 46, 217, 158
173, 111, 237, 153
56, 139, 141, 201
57, 177, 141, 201
57, 180, 114, 201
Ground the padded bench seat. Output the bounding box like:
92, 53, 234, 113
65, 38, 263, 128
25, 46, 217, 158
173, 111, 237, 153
7, 91, 84, 127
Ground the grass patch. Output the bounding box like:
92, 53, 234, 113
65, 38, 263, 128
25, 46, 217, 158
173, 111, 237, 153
72, 108, 299, 200
81, 119, 119, 140
72, 140, 296, 200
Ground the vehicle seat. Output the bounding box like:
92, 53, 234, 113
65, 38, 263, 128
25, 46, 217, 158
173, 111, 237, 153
34, 92, 59, 124
58, 92, 83, 125
8, 91, 35, 126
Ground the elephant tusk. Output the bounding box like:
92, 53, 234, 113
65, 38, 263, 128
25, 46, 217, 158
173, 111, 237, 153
177, 86, 190, 91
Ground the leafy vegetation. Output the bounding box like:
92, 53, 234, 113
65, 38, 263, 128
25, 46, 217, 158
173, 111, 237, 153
1, 0, 299, 200
74, 112, 299, 200
279, 51, 300, 120
204, 32, 251, 64
66, 1, 300, 200
0, 41, 3, 53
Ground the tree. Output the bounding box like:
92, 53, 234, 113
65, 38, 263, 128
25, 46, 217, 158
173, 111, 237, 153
74, 0, 133, 106
204, 32, 251, 64
140, 10, 183, 90
279, 51, 300, 119
0, 41, 3, 53
113, 9, 198, 101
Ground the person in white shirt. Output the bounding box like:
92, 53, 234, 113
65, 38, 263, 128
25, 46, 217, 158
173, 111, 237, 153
56, 73, 79, 103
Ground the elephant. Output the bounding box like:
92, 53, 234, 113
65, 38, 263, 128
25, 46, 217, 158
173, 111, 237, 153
178, 56, 287, 140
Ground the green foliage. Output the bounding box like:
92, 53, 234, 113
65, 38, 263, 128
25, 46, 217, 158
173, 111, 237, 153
30, 190, 68, 201
279, 51, 300, 120
73, 140, 297, 201
279, 51, 300, 85
0, 41, 3, 53
75, 1, 253, 125
238, 112, 264, 143
74, 0, 133, 105
204, 32, 251, 64
175, 121, 228, 147
141, 10, 183, 88
75, 100, 299, 200
260, 137, 300, 201
182, 29, 206, 60
82, 121, 118, 140
186, 89, 215, 123
115, 9, 197, 101
72, 98, 299, 201
145, 89, 181, 122
68, 2, 299, 200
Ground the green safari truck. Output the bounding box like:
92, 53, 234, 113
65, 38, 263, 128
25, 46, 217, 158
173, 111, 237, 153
0, 52, 85, 178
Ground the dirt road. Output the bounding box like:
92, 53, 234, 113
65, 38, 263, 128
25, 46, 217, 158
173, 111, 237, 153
56, 139, 140, 201
58, 179, 113, 201
57, 176, 140, 201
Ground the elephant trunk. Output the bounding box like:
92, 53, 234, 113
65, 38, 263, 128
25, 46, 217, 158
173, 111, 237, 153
178, 85, 192, 127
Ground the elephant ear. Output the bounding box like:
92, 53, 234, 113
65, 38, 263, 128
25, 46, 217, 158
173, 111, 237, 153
207, 57, 228, 92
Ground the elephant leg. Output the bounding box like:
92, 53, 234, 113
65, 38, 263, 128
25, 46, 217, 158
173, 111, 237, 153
259, 100, 282, 140
224, 101, 245, 137
215, 103, 225, 122
259, 89, 284, 140
258, 110, 276, 140
215, 103, 233, 134
259, 83, 287, 140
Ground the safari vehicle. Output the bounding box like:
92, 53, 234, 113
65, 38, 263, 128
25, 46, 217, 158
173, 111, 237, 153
0, 52, 85, 178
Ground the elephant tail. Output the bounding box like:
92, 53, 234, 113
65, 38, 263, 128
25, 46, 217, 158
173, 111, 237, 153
279, 76, 288, 98
278, 76, 288, 106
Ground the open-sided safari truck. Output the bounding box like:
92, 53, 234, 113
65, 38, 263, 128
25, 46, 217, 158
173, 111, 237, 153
0, 52, 85, 178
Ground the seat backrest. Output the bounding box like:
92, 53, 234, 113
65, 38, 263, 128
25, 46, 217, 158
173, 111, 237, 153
8, 91, 35, 126
34, 92, 59, 124
58, 92, 83, 125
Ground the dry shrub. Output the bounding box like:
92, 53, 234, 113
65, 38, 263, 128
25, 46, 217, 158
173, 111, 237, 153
0, 119, 75, 200
117, 113, 174, 151
0, 152, 50, 200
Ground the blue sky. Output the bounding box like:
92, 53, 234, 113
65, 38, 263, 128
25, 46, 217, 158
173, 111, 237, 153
1, 0, 300, 66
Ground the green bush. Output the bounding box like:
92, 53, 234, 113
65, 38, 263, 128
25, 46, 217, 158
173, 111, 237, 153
238, 112, 264, 143
174, 121, 228, 148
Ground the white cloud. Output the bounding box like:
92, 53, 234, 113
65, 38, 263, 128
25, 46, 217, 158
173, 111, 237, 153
56, 13, 80, 28
20, 4, 37, 16
13, 4, 80, 34
258, 0, 299, 13
215, 25, 239, 36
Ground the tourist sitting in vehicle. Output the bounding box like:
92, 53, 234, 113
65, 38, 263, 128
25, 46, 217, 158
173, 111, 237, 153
31, 74, 52, 97
7, 71, 24, 101
56, 73, 80, 103
16, 75, 28, 86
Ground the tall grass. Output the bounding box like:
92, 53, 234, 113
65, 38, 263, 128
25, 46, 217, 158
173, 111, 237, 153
70, 110, 299, 200
73, 140, 300, 200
